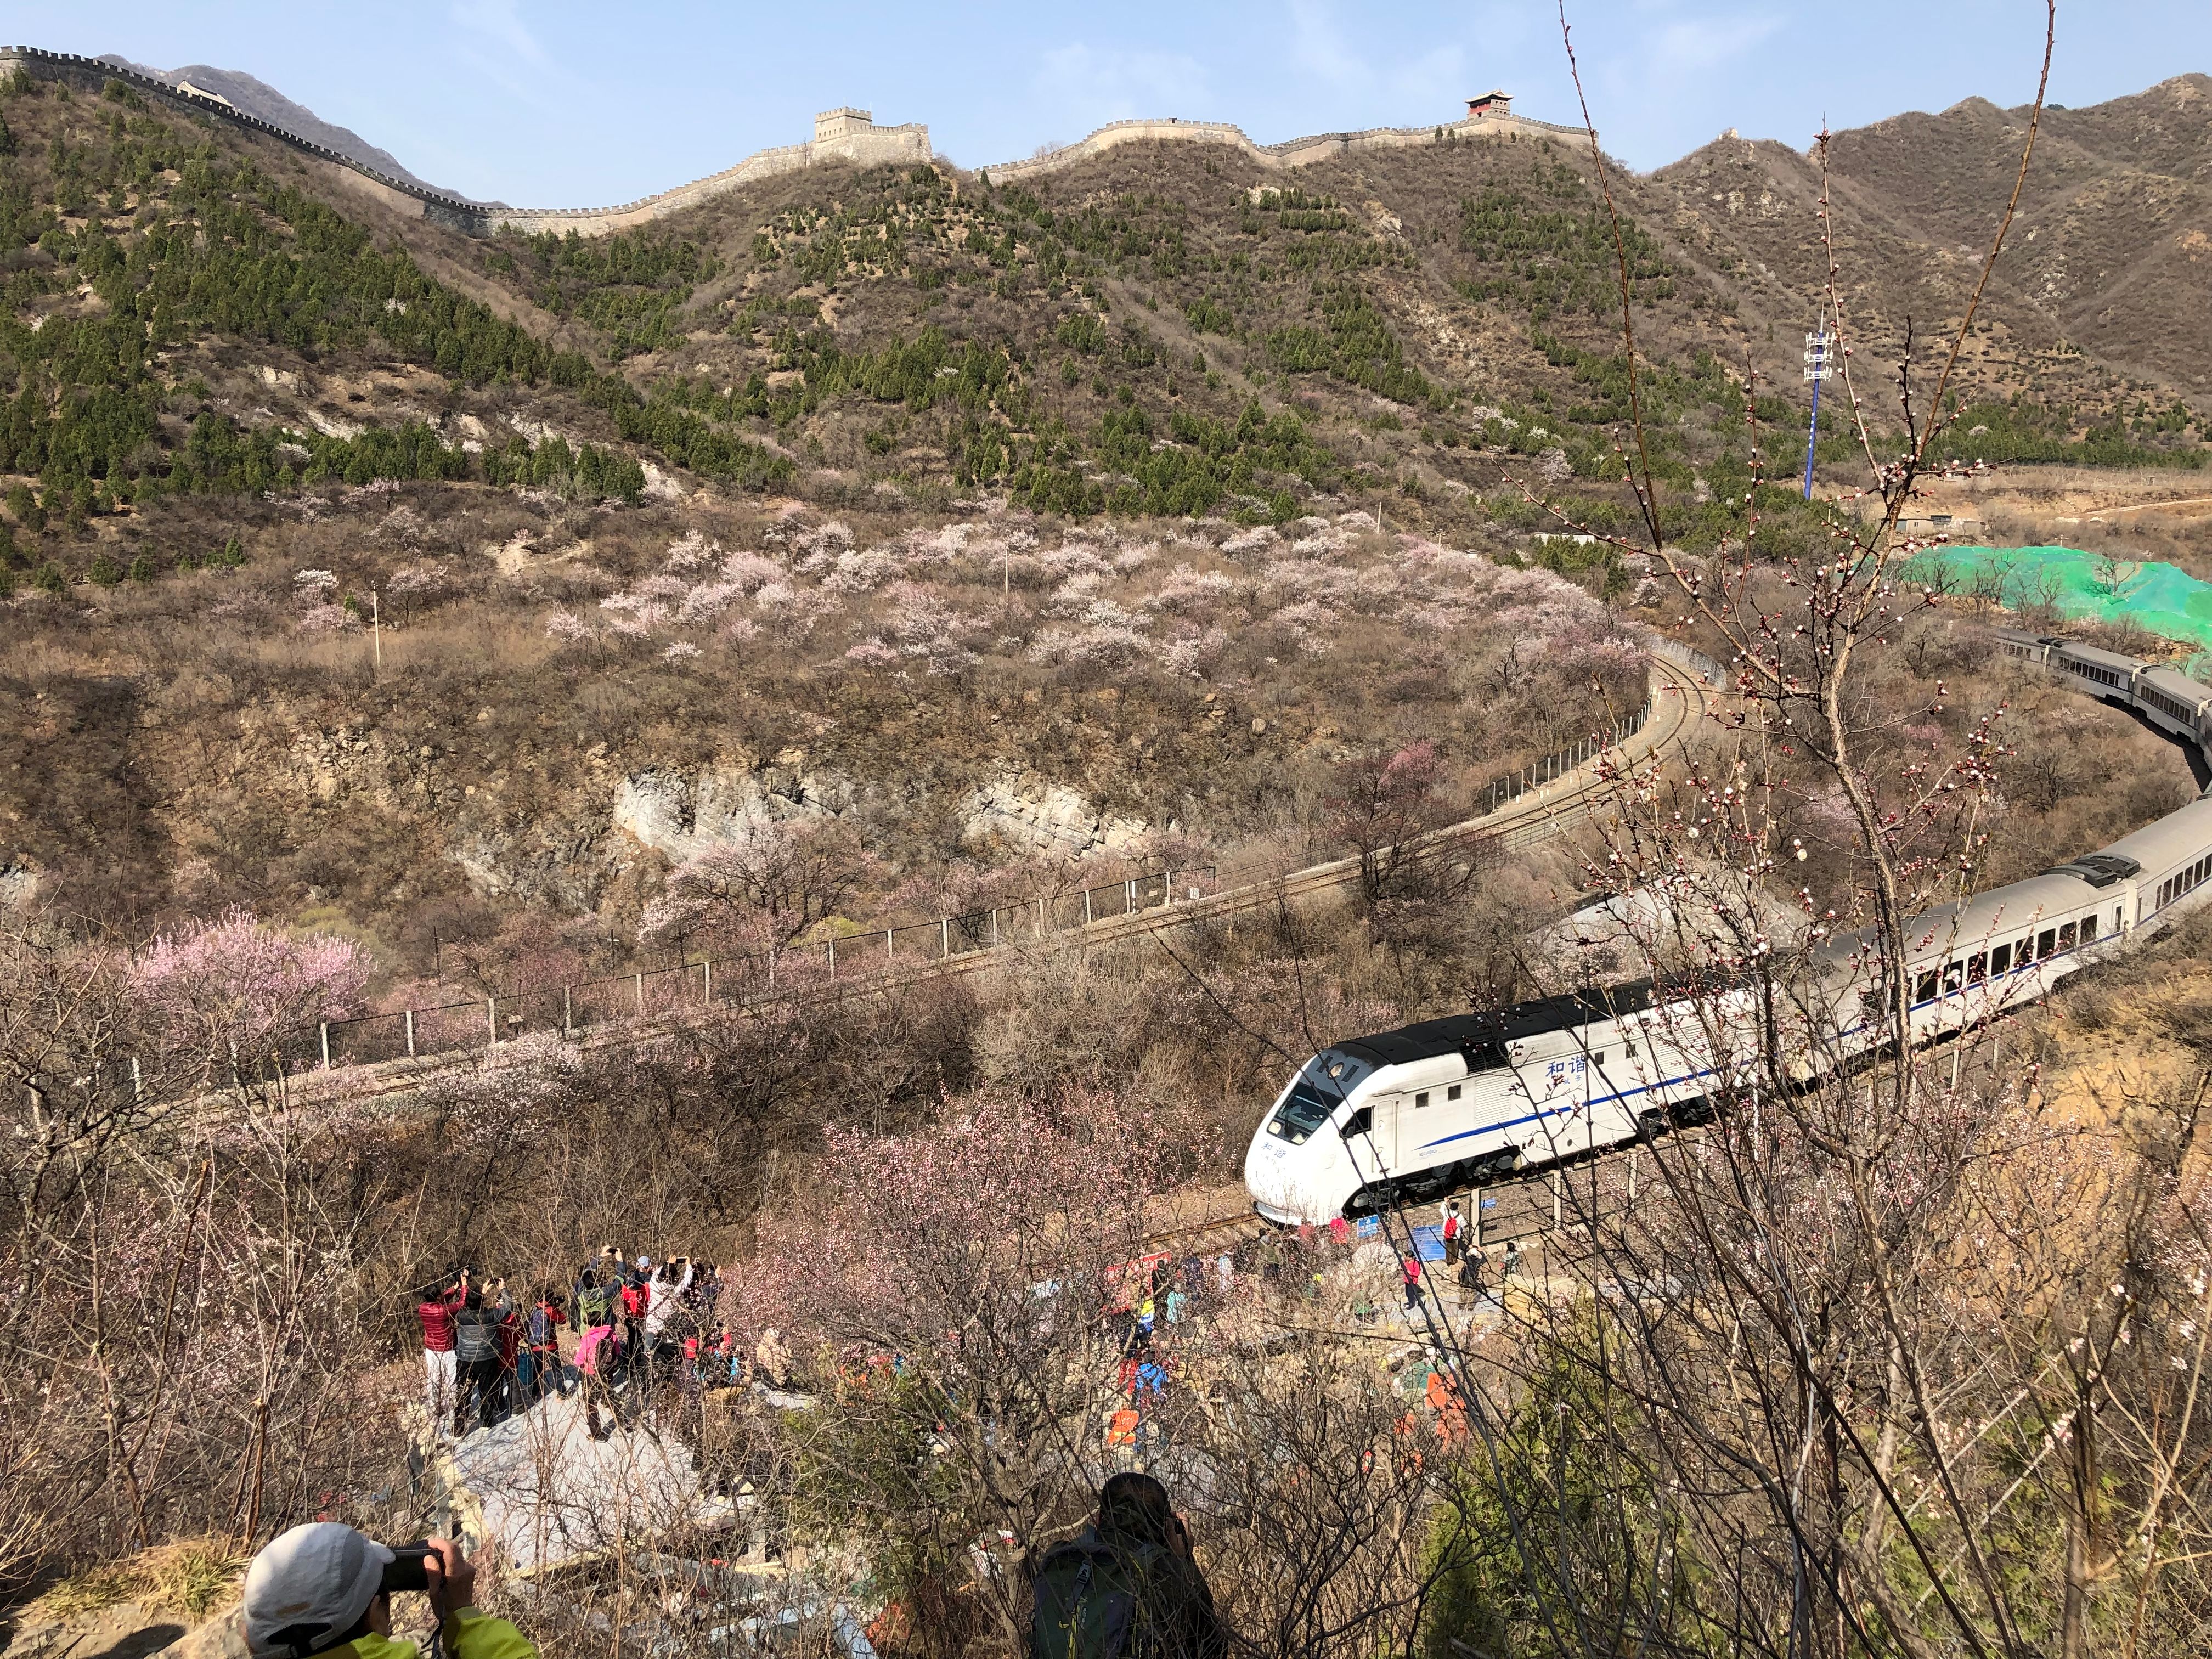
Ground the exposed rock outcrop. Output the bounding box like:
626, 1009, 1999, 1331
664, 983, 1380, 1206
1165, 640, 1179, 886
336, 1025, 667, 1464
961, 774, 1145, 857
613, 762, 853, 864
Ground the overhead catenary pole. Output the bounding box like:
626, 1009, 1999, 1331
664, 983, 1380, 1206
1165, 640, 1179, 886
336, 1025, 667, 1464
1802, 317, 1836, 499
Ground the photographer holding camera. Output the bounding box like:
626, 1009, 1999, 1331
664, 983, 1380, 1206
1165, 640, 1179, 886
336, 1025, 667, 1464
244, 1526, 536, 1659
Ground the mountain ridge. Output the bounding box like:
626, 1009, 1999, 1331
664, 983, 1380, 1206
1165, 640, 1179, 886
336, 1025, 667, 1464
90, 51, 493, 204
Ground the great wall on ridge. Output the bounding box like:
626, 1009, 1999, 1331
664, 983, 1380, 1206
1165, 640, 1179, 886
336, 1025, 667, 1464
1, 45, 1592, 240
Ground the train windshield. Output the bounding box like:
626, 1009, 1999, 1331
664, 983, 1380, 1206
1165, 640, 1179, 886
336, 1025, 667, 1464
1266, 1051, 1371, 1145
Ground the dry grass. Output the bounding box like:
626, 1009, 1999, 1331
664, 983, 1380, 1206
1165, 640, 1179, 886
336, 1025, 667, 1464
25, 1539, 246, 1624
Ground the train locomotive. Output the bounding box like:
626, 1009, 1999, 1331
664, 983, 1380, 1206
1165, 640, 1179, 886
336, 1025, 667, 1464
1245, 631, 2212, 1226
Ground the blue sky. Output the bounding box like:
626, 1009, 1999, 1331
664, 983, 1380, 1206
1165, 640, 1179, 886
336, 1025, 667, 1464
16, 2, 2207, 206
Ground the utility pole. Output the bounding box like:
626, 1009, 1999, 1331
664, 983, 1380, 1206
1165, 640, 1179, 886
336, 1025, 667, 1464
1802, 318, 1836, 500
370, 588, 382, 676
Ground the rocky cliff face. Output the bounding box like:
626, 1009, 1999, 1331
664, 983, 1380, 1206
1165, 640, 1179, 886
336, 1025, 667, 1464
960, 773, 1148, 857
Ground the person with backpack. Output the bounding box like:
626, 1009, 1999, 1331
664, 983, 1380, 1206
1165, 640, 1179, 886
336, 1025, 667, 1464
523, 1288, 568, 1402
451, 1288, 505, 1435
1440, 1200, 1465, 1266
619, 1259, 652, 1381
575, 1267, 616, 1333
575, 1322, 617, 1441
1030, 1472, 1228, 1659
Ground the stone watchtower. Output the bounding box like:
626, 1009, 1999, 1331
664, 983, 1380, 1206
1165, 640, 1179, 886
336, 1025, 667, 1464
814, 108, 877, 142
805, 106, 932, 169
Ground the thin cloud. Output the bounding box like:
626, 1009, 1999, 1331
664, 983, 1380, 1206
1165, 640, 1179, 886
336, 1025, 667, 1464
1032, 42, 1210, 123
1286, 2, 1474, 114
1390, 42, 1467, 106
1649, 12, 1785, 74
1290, 0, 1370, 89
452, 0, 550, 67
449, 0, 570, 114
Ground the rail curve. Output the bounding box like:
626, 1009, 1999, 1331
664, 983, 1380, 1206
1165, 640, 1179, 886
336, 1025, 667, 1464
221, 648, 1719, 1115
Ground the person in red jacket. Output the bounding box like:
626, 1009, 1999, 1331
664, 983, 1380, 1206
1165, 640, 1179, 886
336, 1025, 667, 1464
493, 1291, 522, 1426
414, 1273, 467, 1440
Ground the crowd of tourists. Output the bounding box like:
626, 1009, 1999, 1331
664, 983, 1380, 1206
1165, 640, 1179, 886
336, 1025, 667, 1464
413, 1245, 801, 1442
413, 1205, 1535, 1451
1090, 1200, 1529, 1458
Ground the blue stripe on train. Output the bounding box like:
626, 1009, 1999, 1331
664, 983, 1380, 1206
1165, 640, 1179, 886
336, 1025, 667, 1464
1413, 1066, 1718, 1152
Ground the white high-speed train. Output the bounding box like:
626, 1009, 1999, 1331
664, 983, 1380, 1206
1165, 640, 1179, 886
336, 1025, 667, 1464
1246, 630, 2212, 1226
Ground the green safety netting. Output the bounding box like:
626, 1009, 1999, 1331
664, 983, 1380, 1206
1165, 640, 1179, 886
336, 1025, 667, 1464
1901, 544, 2212, 657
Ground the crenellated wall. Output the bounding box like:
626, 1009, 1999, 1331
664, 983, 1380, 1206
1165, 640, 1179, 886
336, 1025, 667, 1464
479, 121, 932, 238
0, 45, 930, 238
975, 107, 1594, 186
0, 45, 1587, 238
1, 46, 492, 231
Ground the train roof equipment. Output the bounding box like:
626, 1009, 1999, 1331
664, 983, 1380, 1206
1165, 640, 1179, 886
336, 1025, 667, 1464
1330, 983, 1657, 1072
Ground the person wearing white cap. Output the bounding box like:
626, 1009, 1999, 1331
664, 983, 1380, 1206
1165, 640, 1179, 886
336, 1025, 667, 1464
242, 1526, 535, 1659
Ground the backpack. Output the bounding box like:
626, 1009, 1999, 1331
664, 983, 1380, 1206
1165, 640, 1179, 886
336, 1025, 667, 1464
620, 1282, 649, 1318
579, 1285, 616, 1328
576, 1325, 609, 1376
1030, 1535, 1165, 1659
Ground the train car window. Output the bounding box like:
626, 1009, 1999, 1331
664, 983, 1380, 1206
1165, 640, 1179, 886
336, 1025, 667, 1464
1991, 943, 2012, 975
1341, 1107, 1373, 1139
2057, 921, 2077, 951
1966, 952, 1987, 984
1413, 1092, 1430, 1109
1592, 1051, 1606, 1066
2038, 928, 2056, 958
2080, 913, 2098, 944
1269, 1080, 1339, 1145
2113, 905, 2124, 933
1447, 1084, 1463, 1102
1624, 1041, 1639, 1059
1942, 961, 1964, 994
1915, 972, 1937, 1003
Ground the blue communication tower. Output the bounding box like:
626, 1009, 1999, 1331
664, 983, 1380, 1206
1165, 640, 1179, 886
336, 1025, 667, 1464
1802, 322, 1836, 499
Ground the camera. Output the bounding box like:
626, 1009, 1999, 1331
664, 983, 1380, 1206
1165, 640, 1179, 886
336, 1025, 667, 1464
381, 1543, 435, 1596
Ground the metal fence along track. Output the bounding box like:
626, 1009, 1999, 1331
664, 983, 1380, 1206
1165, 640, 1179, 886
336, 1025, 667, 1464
69, 650, 1718, 1112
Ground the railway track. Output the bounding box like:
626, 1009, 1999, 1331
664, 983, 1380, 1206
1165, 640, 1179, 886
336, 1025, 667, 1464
1142, 1147, 1641, 1260
245, 648, 1719, 1115
1048, 648, 1714, 958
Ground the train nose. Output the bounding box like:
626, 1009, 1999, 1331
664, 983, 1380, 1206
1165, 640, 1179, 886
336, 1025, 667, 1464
1244, 1135, 1324, 1226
